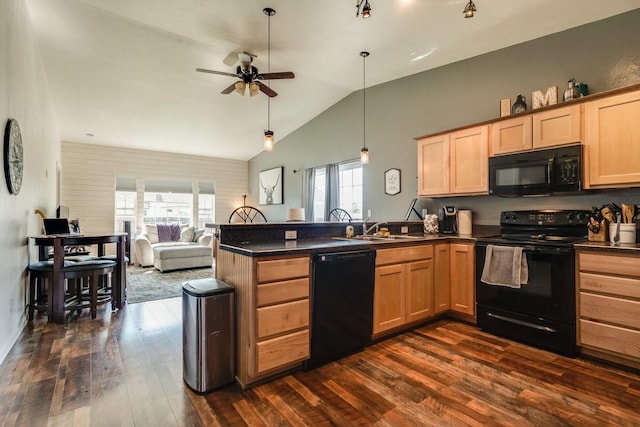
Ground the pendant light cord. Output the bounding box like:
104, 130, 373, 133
267, 11, 271, 130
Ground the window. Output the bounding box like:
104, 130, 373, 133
313, 168, 326, 221
115, 177, 136, 232
311, 161, 363, 221
197, 182, 215, 228
143, 179, 193, 225
339, 160, 363, 220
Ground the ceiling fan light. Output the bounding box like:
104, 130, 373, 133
235, 81, 246, 95
463, 0, 476, 18
249, 82, 260, 96
264, 130, 274, 151
362, 1, 371, 18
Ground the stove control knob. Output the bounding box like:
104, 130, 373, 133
566, 212, 575, 220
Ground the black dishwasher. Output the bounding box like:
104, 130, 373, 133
306, 250, 376, 368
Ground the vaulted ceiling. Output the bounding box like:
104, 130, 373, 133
27, 0, 640, 160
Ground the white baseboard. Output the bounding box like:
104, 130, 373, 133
0, 317, 27, 366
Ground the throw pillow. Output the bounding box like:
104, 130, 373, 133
157, 223, 181, 242
180, 226, 195, 242
145, 224, 159, 244
192, 228, 205, 242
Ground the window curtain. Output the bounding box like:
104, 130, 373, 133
325, 163, 339, 220
301, 167, 315, 222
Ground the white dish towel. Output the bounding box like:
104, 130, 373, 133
480, 245, 529, 288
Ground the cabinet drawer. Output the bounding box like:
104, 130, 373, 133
256, 329, 310, 374
580, 293, 640, 330
257, 299, 309, 339
376, 245, 433, 266
579, 272, 640, 299
257, 278, 309, 307
579, 253, 640, 277
257, 257, 309, 283
580, 319, 640, 360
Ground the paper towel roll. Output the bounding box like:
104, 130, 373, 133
458, 210, 472, 235
287, 208, 305, 222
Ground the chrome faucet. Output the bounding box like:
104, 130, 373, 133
363, 220, 386, 236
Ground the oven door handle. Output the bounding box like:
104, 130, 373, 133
487, 312, 558, 333
522, 245, 572, 255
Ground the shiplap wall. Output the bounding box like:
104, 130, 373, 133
61, 141, 248, 236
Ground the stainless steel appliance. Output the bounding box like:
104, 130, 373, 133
307, 250, 376, 368
475, 210, 589, 356
439, 206, 458, 234
489, 144, 583, 196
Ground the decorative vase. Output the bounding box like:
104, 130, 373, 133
511, 94, 527, 114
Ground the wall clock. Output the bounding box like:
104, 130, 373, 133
384, 168, 401, 196
4, 118, 24, 195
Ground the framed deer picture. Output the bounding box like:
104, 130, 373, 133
259, 166, 284, 205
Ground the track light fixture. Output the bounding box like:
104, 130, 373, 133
360, 51, 370, 164
356, 0, 371, 18
263, 7, 275, 151
463, 0, 477, 18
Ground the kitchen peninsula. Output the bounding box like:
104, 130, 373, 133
213, 221, 491, 388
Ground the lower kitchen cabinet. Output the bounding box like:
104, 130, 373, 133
216, 250, 311, 388
434, 243, 451, 314
373, 245, 434, 336
577, 249, 640, 367
449, 243, 475, 317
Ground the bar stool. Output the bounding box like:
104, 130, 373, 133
64, 260, 117, 319
27, 260, 76, 321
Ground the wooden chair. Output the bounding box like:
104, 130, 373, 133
327, 208, 353, 222
228, 206, 267, 223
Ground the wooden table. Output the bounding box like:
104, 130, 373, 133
32, 233, 127, 323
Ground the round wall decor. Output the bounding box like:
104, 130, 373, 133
4, 118, 24, 195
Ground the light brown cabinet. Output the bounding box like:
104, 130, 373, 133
417, 125, 489, 197
449, 243, 475, 317
577, 249, 640, 367
584, 89, 640, 188
373, 245, 434, 336
491, 105, 581, 155
434, 243, 451, 314
216, 251, 310, 387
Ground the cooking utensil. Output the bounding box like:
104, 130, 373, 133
613, 212, 621, 244
601, 206, 615, 224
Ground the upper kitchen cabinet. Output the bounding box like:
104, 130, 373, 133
417, 125, 489, 197
491, 105, 581, 155
417, 133, 450, 196
491, 115, 532, 155
584, 89, 640, 188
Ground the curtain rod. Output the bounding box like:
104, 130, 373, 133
293, 158, 360, 174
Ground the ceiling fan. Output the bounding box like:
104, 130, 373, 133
196, 51, 294, 98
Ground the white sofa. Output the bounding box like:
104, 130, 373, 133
134, 224, 213, 272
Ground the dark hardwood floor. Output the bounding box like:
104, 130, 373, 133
1, 298, 639, 426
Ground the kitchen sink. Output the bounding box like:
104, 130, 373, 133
332, 234, 424, 242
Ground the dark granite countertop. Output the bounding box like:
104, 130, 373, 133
574, 241, 640, 253
218, 231, 493, 257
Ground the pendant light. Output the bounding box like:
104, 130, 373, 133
360, 51, 370, 164
356, 0, 372, 18
463, 0, 477, 18
263, 7, 275, 151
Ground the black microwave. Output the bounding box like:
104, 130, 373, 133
489, 144, 583, 196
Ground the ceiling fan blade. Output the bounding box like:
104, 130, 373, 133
196, 68, 239, 78
258, 72, 295, 80
221, 83, 237, 94
256, 81, 278, 97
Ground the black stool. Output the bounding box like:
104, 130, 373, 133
27, 260, 76, 321
64, 260, 117, 319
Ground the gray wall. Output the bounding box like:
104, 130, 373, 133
248, 9, 640, 224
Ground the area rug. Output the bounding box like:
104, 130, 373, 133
126, 265, 215, 304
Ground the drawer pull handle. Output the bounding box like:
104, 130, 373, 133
487, 312, 557, 333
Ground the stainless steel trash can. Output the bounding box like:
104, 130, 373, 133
182, 278, 235, 393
